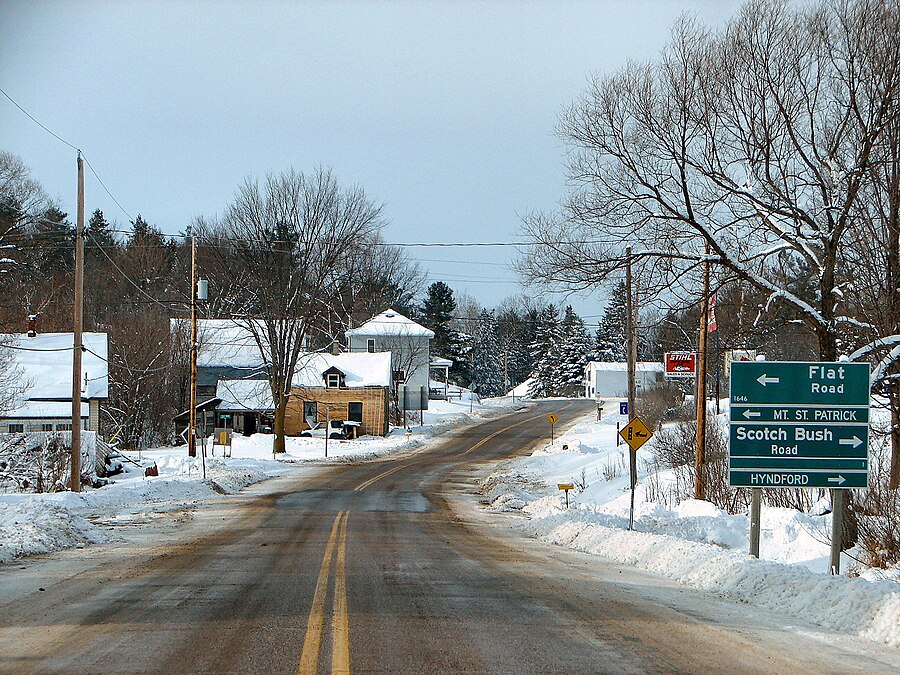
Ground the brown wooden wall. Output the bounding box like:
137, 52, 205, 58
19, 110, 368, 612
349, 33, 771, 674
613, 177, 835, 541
285, 386, 389, 436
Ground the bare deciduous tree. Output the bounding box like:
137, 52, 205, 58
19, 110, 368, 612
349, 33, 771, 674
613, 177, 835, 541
520, 0, 900, 489
203, 168, 383, 453
520, 0, 900, 363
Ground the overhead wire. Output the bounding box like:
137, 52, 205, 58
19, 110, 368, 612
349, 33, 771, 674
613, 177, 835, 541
1, 84, 612, 323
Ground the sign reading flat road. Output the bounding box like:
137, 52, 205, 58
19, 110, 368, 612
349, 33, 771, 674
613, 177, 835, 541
620, 416, 653, 451
729, 361, 869, 489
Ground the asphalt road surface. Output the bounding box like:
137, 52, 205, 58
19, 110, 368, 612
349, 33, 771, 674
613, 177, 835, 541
1, 400, 898, 674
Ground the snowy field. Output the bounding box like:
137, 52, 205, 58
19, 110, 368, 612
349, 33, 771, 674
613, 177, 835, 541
0, 392, 526, 566
481, 399, 900, 648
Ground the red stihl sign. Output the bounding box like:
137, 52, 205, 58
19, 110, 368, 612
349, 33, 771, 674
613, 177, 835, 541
665, 352, 697, 379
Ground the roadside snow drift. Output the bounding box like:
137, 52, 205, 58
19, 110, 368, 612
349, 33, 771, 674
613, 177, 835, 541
481, 400, 900, 648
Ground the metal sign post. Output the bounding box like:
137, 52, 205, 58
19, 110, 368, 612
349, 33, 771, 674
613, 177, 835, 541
619, 416, 654, 530
558, 483, 574, 509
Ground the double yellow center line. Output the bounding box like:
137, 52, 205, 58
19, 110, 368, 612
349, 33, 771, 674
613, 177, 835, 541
297, 405, 571, 673
456, 403, 574, 458
298, 511, 351, 674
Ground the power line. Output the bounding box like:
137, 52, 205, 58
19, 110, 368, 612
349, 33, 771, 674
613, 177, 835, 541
0, 343, 75, 352
81, 155, 134, 222
0, 86, 80, 152
85, 229, 180, 311
83, 346, 175, 374
0, 86, 133, 223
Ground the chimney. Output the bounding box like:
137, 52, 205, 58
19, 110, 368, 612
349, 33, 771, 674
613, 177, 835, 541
27, 314, 37, 337
331, 340, 342, 356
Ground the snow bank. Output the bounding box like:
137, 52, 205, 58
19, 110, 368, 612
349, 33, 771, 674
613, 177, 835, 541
0, 501, 115, 565
522, 513, 900, 647
0, 394, 530, 565
0, 453, 274, 564
481, 398, 900, 648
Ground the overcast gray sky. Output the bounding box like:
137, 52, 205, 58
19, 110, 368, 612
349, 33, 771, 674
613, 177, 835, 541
1, 0, 742, 322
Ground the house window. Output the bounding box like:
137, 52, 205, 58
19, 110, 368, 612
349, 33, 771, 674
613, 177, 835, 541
366, 338, 376, 353
42, 423, 53, 432
7, 423, 24, 433
303, 401, 317, 424
56, 423, 72, 431
348, 402, 363, 423
326, 373, 341, 388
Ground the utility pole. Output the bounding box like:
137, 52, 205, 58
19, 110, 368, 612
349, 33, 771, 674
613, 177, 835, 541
188, 236, 198, 458
70, 151, 85, 492
625, 248, 636, 422
695, 244, 710, 500
625, 247, 638, 530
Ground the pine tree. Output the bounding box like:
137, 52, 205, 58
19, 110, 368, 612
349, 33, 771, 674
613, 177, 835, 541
595, 282, 628, 362
528, 305, 562, 398
471, 309, 504, 396
421, 281, 456, 358
556, 306, 594, 394
86, 209, 117, 256
448, 329, 474, 385
32, 206, 74, 272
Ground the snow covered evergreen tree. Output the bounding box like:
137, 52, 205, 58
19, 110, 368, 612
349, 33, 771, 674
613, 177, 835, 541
471, 309, 504, 396
595, 282, 627, 361
556, 306, 594, 394
448, 329, 474, 386
528, 305, 562, 398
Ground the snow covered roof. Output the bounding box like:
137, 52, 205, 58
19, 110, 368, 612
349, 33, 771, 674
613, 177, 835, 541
345, 309, 434, 339
172, 319, 268, 369
2, 332, 109, 401
215, 380, 274, 412
430, 356, 453, 367
586, 361, 664, 373
4, 400, 89, 419
293, 352, 392, 388
214, 353, 391, 410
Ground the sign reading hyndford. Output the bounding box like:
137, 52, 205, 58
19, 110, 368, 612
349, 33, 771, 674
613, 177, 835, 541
729, 361, 870, 489
664, 351, 697, 379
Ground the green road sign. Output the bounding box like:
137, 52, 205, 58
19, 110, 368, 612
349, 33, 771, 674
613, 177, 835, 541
729, 423, 868, 457
729, 470, 868, 489
730, 361, 869, 406
730, 405, 869, 424
729, 361, 870, 489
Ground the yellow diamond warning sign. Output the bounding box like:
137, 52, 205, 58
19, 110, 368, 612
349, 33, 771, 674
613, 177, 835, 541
547, 413, 558, 425
619, 416, 653, 451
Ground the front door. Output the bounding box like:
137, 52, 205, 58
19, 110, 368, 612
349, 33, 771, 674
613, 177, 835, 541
243, 413, 257, 436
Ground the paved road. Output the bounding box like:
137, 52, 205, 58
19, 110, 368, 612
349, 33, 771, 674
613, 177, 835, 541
1, 400, 897, 674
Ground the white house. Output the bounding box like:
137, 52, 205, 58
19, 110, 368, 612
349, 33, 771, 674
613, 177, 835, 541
584, 361, 664, 399
345, 309, 434, 411
0, 332, 109, 434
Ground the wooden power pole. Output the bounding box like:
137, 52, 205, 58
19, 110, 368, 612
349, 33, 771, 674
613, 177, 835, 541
70, 151, 85, 492
695, 245, 711, 500
625, 247, 638, 529
188, 236, 198, 458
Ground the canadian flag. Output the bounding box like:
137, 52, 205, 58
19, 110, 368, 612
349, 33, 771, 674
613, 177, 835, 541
707, 292, 718, 333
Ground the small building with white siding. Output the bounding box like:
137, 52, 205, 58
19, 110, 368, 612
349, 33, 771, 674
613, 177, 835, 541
583, 361, 664, 399
0, 332, 109, 434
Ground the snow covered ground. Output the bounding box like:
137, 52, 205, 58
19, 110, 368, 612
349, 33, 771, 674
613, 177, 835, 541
0, 393, 526, 566
481, 399, 900, 648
